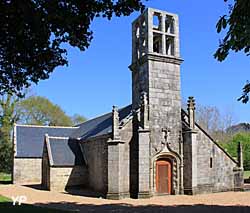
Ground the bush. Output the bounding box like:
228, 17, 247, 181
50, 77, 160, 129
220, 132, 250, 170
0, 138, 12, 173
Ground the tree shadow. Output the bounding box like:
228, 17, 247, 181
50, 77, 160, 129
64, 186, 105, 198
33, 202, 250, 213
23, 183, 104, 198
24, 184, 46, 190
0, 180, 12, 185
0, 202, 67, 212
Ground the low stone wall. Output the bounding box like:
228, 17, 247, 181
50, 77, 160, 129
13, 158, 42, 185
49, 166, 88, 192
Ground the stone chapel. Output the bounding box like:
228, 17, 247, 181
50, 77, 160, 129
12, 8, 244, 199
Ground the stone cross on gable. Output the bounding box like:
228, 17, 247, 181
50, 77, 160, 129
162, 127, 171, 147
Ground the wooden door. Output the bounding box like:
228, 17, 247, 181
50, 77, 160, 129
156, 160, 172, 194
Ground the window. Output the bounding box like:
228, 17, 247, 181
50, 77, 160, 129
210, 157, 213, 168
166, 36, 175, 56
153, 13, 161, 31
165, 15, 175, 34
153, 33, 162, 53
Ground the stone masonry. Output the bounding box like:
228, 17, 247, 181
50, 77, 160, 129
130, 8, 183, 196
13, 158, 42, 184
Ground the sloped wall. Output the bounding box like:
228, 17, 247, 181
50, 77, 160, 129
196, 126, 242, 193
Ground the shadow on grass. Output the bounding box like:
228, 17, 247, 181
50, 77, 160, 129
0, 180, 12, 184
0, 202, 67, 213
31, 202, 250, 213
1, 200, 250, 213
0, 172, 12, 185
64, 186, 105, 198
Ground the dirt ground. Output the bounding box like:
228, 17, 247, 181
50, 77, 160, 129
1, 184, 250, 212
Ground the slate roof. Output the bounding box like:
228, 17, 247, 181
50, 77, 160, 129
15, 105, 133, 158
47, 137, 84, 166
72, 104, 132, 140
15, 125, 77, 158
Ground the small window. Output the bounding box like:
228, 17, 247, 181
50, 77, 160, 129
153, 13, 161, 31
153, 33, 162, 53
166, 36, 175, 56
210, 157, 213, 168
166, 15, 175, 34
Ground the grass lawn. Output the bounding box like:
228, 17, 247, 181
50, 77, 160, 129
0, 195, 68, 212
0, 172, 11, 182
0, 195, 11, 202
244, 170, 250, 179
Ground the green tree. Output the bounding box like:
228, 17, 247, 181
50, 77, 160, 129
215, 0, 250, 103
0, 137, 12, 173
17, 96, 73, 126
0, 93, 19, 142
220, 132, 250, 170
71, 114, 86, 126
0, 0, 145, 96
0, 93, 20, 173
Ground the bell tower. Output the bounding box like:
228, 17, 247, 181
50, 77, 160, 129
129, 8, 183, 154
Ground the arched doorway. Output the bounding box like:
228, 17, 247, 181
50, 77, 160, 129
156, 159, 172, 194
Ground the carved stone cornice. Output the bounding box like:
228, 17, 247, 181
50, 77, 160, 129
129, 53, 183, 72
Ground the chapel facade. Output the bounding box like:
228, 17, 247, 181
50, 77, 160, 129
12, 8, 244, 199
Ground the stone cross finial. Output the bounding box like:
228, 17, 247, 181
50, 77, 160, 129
187, 96, 196, 130
112, 106, 120, 140
162, 127, 171, 148
187, 96, 195, 110
140, 91, 149, 129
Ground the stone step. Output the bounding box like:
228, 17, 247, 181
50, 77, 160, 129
244, 183, 250, 191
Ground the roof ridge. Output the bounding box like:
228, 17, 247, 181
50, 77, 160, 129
75, 104, 132, 127
15, 123, 79, 129
47, 136, 70, 140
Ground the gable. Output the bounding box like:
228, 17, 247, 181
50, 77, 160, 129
181, 109, 238, 164
45, 136, 85, 167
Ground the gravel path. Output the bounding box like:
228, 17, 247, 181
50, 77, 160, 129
1, 184, 250, 212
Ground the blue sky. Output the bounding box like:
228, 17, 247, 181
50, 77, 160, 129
33, 0, 250, 123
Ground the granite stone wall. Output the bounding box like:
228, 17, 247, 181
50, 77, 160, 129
49, 166, 87, 192
119, 120, 132, 197
182, 108, 244, 194
195, 126, 240, 193
130, 9, 183, 196
13, 158, 42, 184
42, 144, 50, 189
131, 57, 183, 196
183, 131, 197, 194
80, 136, 109, 195
148, 58, 182, 155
